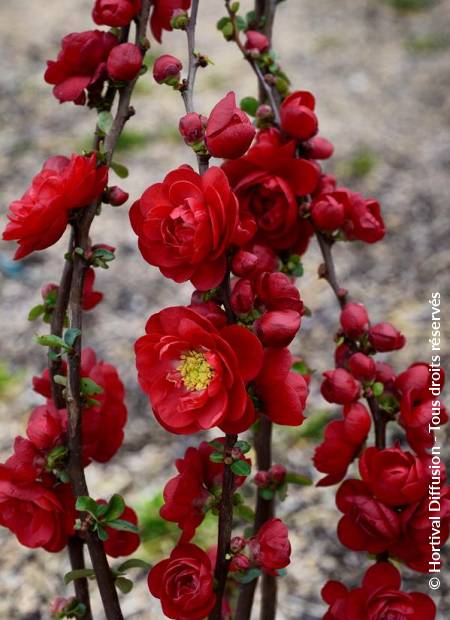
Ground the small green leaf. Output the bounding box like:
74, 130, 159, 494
28, 304, 45, 321
102, 494, 126, 522
216, 16, 231, 30
285, 472, 312, 486
238, 567, 261, 584
115, 576, 134, 594
64, 568, 96, 585
221, 21, 234, 38
235, 503, 255, 523
53, 374, 67, 386
117, 558, 151, 573
208, 439, 224, 452
277, 482, 288, 501
107, 519, 139, 534
36, 334, 66, 349
64, 328, 81, 348
80, 377, 103, 396
235, 15, 247, 30
76, 495, 100, 517
259, 487, 274, 500
110, 160, 129, 179
230, 2, 240, 13
292, 361, 309, 376
240, 96, 259, 117
96, 524, 109, 541
98, 111, 114, 135
235, 440, 251, 454
372, 381, 384, 397
209, 452, 224, 463
231, 460, 251, 476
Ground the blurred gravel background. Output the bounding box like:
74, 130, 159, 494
1, 0, 450, 618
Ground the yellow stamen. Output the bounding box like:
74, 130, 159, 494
178, 350, 214, 391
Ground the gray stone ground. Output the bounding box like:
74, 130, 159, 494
0, 0, 450, 618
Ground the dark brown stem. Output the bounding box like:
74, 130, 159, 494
235, 417, 275, 620
208, 433, 238, 620
60, 3, 153, 618
315, 231, 348, 309
68, 537, 93, 620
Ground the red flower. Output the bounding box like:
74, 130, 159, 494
82, 267, 103, 311
321, 369, 360, 405
280, 91, 318, 141
340, 302, 369, 339
98, 501, 140, 558
26, 403, 67, 452
336, 479, 401, 555
205, 92, 256, 159
160, 439, 250, 542
231, 242, 278, 279
359, 446, 430, 507
396, 363, 448, 454
2, 154, 107, 259
93, 0, 141, 27
0, 465, 74, 552
254, 348, 308, 425
314, 402, 371, 486
150, 0, 192, 43
148, 543, 216, 620
130, 166, 241, 290
44, 31, 118, 104
369, 322, 406, 352
223, 129, 319, 251
33, 348, 127, 464
343, 192, 385, 244
107, 43, 143, 81
347, 353, 376, 381
153, 54, 182, 85
135, 307, 263, 434
245, 31, 270, 54
249, 518, 291, 575
311, 193, 346, 231
322, 562, 436, 620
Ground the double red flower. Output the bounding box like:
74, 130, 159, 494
135, 306, 263, 434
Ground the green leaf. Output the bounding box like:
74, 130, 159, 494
238, 567, 261, 584
110, 160, 129, 179
36, 334, 66, 349
240, 96, 259, 117
230, 2, 240, 13
221, 21, 234, 38
107, 519, 139, 534
115, 576, 134, 594
277, 482, 288, 501
209, 452, 224, 463
235, 15, 246, 30
208, 439, 224, 452
235, 440, 251, 454
372, 381, 384, 397
64, 328, 81, 348
64, 568, 96, 585
117, 558, 151, 573
96, 524, 109, 541
28, 304, 45, 321
98, 111, 114, 135
80, 377, 104, 396
231, 460, 251, 476
102, 494, 126, 522
292, 360, 310, 376
285, 472, 312, 486
235, 503, 255, 523
76, 495, 100, 517
53, 374, 67, 386
216, 16, 231, 30
259, 487, 274, 500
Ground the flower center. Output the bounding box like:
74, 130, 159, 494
178, 350, 214, 391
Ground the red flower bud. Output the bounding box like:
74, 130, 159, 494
254, 309, 301, 348
340, 302, 369, 338
270, 464, 287, 484
321, 369, 360, 405
230, 536, 246, 554
256, 104, 273, 120
41, 283, 59, 301
153, 54, 182, 85
230, 553, 251, 572
311, 194, 346, 230
280, 91, 318, 141
179, 112, 207, 145
107, 42, 142, 81
369, 322, 406, 352
254, 470, 270, 487
50, 597, 74, 616
348, 353, 376, 381
231, 279, 255, 315
231, 243, 278, 278
245, 30, 270, 54
205, 92, 256, 159
305, 136, 334, 160
93, 0, 141, 27
107, 186, 129, 206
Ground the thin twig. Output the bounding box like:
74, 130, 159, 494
315, 231, 348, 309
180, 0, 201, 114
